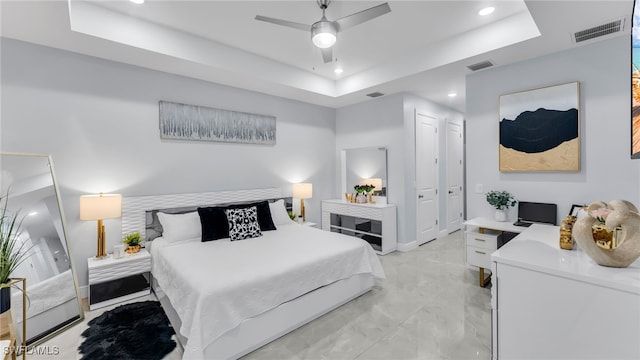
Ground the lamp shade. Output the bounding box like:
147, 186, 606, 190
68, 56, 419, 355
80, 193, 122, 220
293, 183, 313, 199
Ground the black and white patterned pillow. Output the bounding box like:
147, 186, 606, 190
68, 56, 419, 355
225, 206, 263, 241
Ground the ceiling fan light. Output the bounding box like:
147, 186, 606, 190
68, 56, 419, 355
313, 33, 336, 48
311, 22, 337, 48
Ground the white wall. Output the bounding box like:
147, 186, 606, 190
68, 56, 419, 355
1, 39, 337, 289
335, 93, 464, 246
466, 36, 639, 222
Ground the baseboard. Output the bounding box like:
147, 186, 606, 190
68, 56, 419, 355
397, 241, 417, 252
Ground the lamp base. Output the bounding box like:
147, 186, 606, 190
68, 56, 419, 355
96, 219, 108, 258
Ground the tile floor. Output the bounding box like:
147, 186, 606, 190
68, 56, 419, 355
29, 230, 492, 360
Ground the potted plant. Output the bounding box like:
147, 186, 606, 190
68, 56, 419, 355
123, 232, 142, 254
0, 192, 32, 323
486, 190, 517, 222
288, 211, 296, 221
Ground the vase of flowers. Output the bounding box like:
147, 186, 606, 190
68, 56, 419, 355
589, 207, 623, 250
354, 185, 367, 203
486, 190, 517, 222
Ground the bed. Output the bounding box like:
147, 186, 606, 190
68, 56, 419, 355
11, 270, 80, 342
121, 188, 385, 360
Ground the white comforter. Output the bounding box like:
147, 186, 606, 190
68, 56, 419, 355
151, 223, 385, 359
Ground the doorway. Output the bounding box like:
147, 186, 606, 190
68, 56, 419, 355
446, 120, 464, 233
415, 110, 439, 245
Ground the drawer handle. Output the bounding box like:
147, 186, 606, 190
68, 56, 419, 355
474, 238, 486, 242
475, 250, 486, 255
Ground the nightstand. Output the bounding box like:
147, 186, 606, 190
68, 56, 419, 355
88, 249, 151, 310
302, 221, 318, 228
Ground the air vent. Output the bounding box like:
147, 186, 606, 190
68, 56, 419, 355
467, 60, 494, 72
366, 92, 384, 98
573, 19, 624, 43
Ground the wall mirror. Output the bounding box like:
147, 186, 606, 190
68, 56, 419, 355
342, 147, 388, 197
0, 153, 83, 347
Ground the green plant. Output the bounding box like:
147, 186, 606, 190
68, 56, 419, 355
354, 184, 374, 194
486, 190, 517, 210
122, 232, 142, 246
0, 192, 32, 287
288, 211, 296, 221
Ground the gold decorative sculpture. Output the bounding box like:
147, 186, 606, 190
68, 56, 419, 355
573, 200, 640, 268
559, 215, 577, 250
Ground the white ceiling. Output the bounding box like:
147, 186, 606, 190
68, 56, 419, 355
0, 1, 633, 113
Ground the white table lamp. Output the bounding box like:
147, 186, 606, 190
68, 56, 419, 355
293, 183, 313, 222
80, 193, 122, 259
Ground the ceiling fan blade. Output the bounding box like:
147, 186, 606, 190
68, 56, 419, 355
255, 15, 311, 32
334, 3, 391, 31
321, 47, 333, 63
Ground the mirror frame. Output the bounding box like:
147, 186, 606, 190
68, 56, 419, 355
1, 152, 84, 348
341, 146, 388, 198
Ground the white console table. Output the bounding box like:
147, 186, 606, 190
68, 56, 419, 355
463, 217, 525, 286
321, 199, 397, 255
491, 224, 640, 359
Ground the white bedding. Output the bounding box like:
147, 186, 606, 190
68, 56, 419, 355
11, 269, 76, 319
151, 223, 385, 359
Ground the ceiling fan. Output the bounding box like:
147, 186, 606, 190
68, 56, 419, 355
255, 0, 391, 63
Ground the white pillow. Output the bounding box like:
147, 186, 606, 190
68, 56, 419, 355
269, 199, 295, 226
157, 211, 202, 244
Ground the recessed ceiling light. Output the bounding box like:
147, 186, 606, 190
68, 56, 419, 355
130, 0, 145, 4
478, 7, 495, 16
448, 92, 457, 98
334, 68, 344, 74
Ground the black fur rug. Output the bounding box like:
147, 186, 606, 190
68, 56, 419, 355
78, 301, 176, 360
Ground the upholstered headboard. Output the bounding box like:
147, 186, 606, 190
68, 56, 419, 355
121, 188, 291, 242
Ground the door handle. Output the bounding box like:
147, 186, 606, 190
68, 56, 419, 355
448, 190, 453, 194
418, 195, 424, 199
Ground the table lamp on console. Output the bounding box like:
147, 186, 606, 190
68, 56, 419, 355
80, 193, 122, 259
293, 183, 313, 222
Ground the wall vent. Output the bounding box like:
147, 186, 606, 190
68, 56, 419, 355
573, 18, 624, 43
366, 92, 384, 98
467, 60, 494, 72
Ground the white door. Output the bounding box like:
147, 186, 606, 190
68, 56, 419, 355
446, 121, 464, 233
415, 110, 438, 245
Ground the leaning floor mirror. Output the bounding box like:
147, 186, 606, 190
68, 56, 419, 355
0, 152, 83, 347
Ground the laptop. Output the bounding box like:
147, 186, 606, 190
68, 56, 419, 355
513, 201, 558, 227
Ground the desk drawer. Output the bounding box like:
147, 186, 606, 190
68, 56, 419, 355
467, 245, 492, 269
465, 230, 500, 251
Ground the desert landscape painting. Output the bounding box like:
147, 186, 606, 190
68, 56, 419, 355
499, 82, 580, 172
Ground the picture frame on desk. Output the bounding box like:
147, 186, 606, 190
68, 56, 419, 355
569, 204, 585, 217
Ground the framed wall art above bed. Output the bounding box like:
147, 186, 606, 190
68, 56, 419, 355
499, 81, 580, 172
159, 101, 276, 145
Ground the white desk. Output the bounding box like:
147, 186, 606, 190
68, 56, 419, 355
491, 224, 640, 359
463, 217, 526, 286
463, 217, 525, 234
